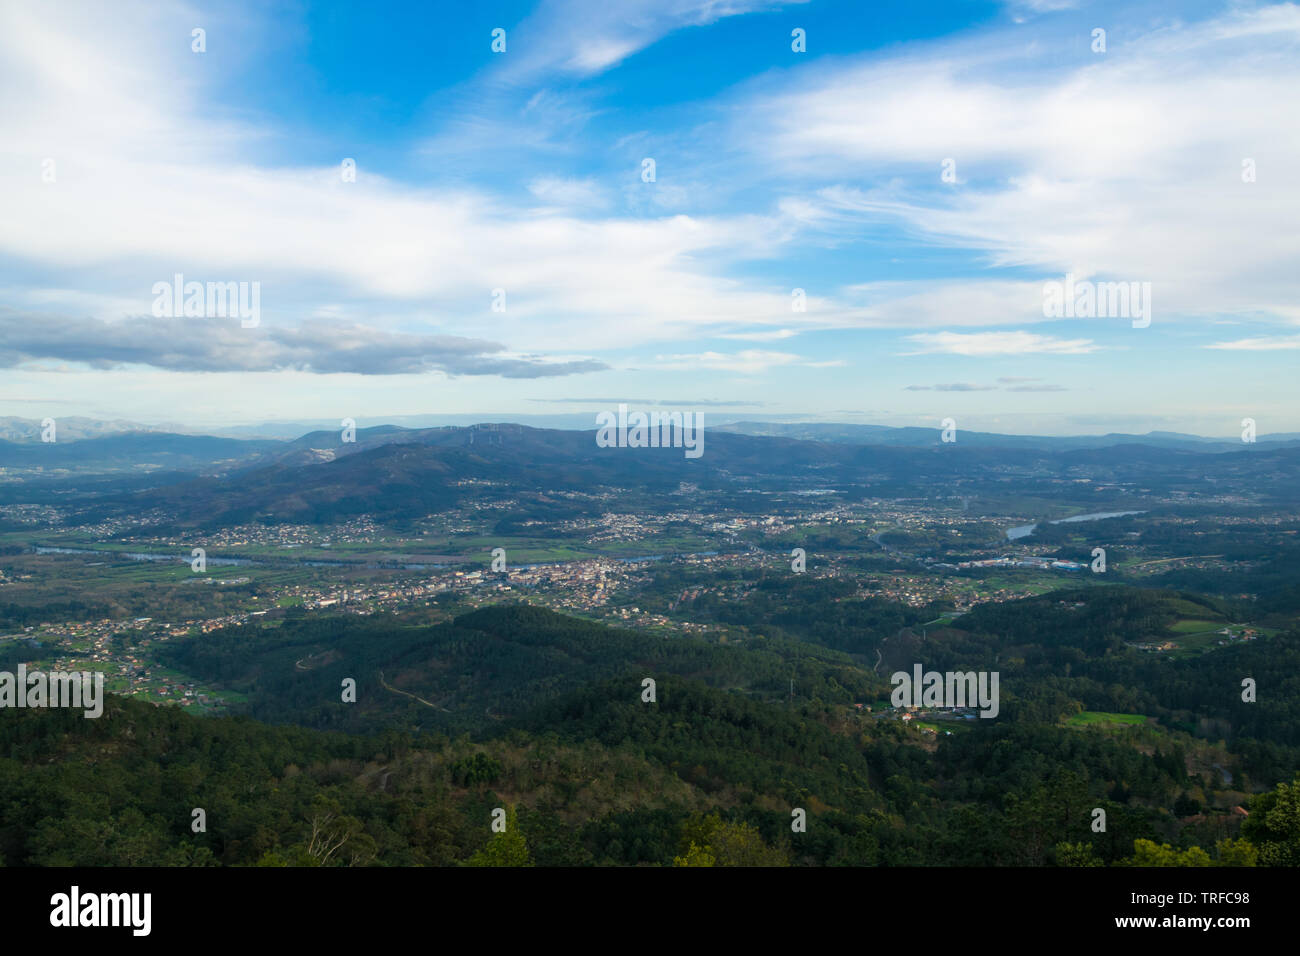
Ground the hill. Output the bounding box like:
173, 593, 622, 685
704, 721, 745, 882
158, 604, 882, 734
55, 423, 1300, 530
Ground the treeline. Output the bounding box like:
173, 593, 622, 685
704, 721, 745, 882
1, 685, 1296, 866
0, 598, 112, 629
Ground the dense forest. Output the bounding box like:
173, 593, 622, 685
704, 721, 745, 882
1, 597, 1293, 866
1, 686, 1296, 867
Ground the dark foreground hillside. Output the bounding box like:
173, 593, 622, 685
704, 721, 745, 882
3, 604, 1299, 866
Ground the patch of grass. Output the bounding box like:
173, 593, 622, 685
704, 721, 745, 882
1066, 711, 1147, 727
1169, 619, 1224, 634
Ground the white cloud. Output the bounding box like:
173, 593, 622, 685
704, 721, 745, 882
835, 279, 1048, 328
744, 4, 1300, 326
4, 0, 1299, 384
653, 349, 811, 373
903, 331, 1098, 356
1206, 335, 1300, 351
1005, 0, 1079, 18
527, 176, 609, 209
504, 0, 808, 79
718, 328, 801, 341
904, 383, 998, 391
0, 1, 835, 358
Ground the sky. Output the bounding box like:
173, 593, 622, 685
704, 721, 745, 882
1, 0, 1298, 436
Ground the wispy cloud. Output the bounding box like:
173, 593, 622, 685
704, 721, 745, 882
904, 383, 998, 392
906, 379, 1068, 392
744, 5, 1300, 328
903, 331, 1098, 356
503, 0, 807, 79
718, 328, 802, 341
0, 0, 815, 358
1205, 335, 1300, 351
526, 176, 610, 209
652, 349, 841, 373
1005, 0, 1079, 20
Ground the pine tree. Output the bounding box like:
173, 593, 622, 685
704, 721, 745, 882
467, 805, 533, 867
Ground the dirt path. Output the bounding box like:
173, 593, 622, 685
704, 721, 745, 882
1129, 555, 1223, 568
377, 669, 448, 711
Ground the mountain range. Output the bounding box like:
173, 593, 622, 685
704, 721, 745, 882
2, 421, 1283, 531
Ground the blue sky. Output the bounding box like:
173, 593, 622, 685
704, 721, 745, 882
1, 0, 1298, 435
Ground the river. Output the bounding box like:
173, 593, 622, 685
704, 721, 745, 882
1006, 510, 1146, 541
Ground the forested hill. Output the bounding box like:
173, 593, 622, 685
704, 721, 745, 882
160, 604, 884, 734
2, 678, 1298, 866
61, 596, 1289, 866
159, 598, 1300, 783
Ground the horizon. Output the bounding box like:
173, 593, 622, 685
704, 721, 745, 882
1, 410, 1294, 443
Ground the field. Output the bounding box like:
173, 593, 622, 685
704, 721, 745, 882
1065, 711, 1148, 728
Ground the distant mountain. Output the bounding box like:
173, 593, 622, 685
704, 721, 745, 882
59, 422, 1300, 530
265, 424, 419, 466
0, 431, 281, 473
208, 421, 337, 439
7, 413, 1295, 455
0, 415, 168, 442
713, 421, 1300, 450
212, 413, 612, 437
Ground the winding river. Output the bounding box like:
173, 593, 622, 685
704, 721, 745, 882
1006, 510, 1146, 541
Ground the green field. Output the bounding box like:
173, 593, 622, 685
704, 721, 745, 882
1066, 711, 1147, 727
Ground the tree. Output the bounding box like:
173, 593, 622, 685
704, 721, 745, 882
1055, 842, 1103, 866
672, 842, 716, 867
1215, 838, 1257, 867
306, 802, 375, 866
466, 805, 533, 867
1123, 839, 1211, 867
675, 813, 788, 867
1241, 773, 1300, 866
